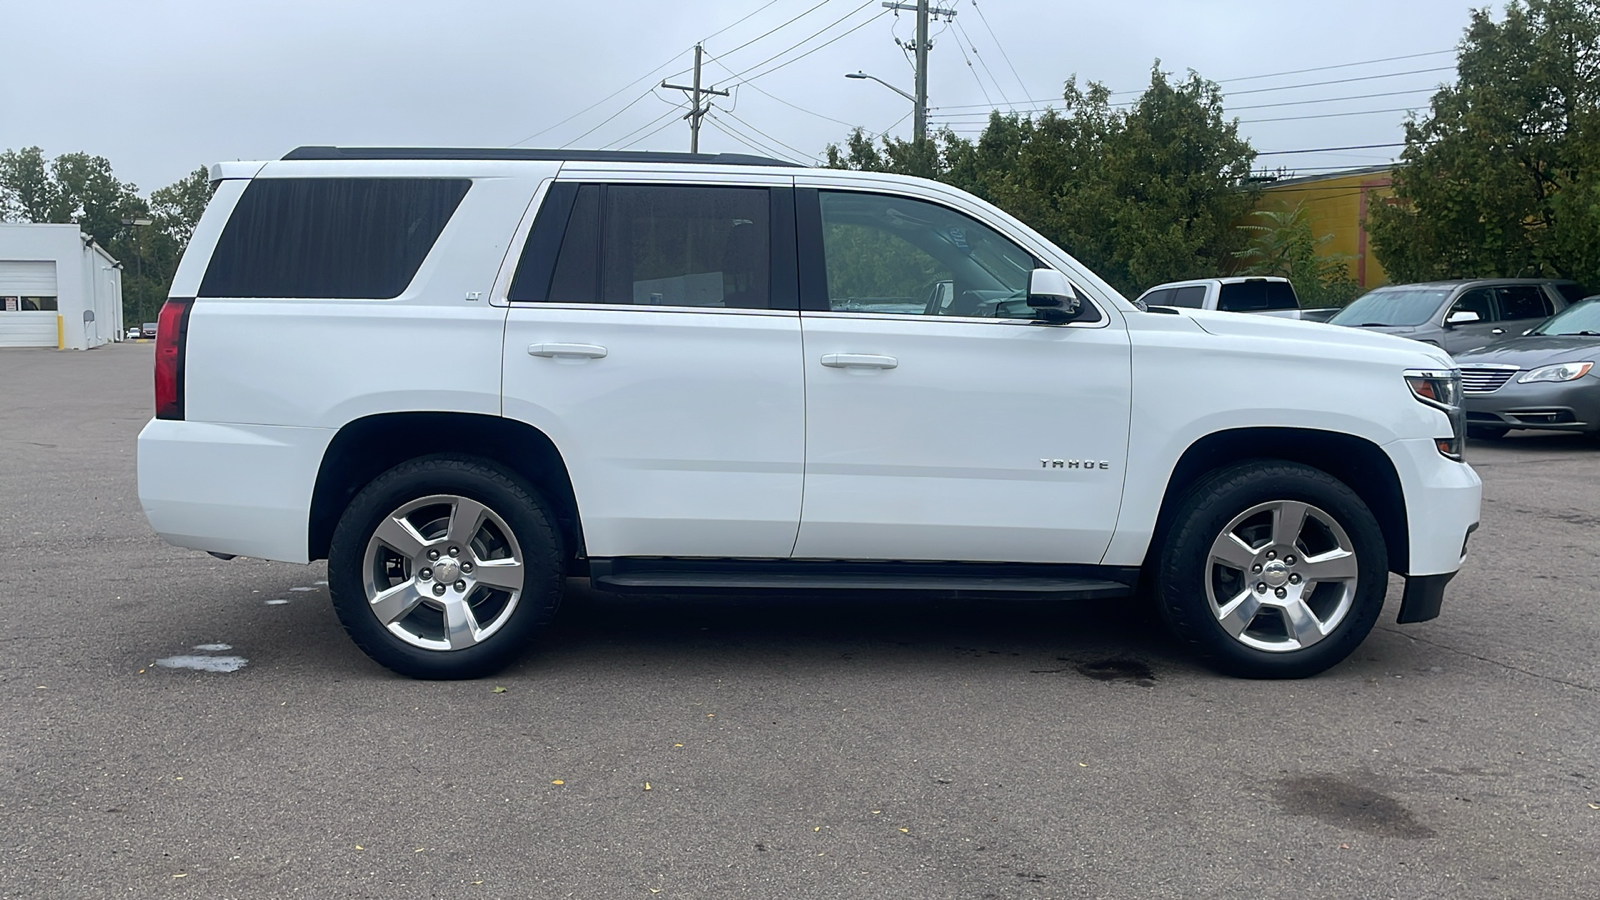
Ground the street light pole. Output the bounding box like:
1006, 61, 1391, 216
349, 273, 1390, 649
121, 216, 152, 322
865, 1, 957, 145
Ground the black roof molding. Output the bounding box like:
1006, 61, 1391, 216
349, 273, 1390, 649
282, 146, 802, 167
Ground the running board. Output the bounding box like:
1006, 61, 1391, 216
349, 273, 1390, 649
587, 558, 1137, 600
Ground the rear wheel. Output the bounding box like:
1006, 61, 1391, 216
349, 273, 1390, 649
1155, 461, 1387, 678
328, 455, 564, 679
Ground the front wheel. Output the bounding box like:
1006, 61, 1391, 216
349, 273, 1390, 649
328, 455, 564, 679
1155, 461, 1387, 678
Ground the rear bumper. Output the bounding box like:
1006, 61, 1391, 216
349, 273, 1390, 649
137, 419, 334, 563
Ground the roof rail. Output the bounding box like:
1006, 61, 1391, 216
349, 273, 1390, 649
281, 146, 802, 167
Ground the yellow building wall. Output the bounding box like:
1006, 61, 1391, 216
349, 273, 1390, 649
1252, 170, 1395, 289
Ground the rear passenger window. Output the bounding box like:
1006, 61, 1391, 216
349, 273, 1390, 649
511, 184, 771, 309
1496, 285, 1553, 320
1141, 289, 1173, 307
1169, 286, 1207, 308
199, 178, 470, 299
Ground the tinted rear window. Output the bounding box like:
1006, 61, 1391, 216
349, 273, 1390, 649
1218, 280, 1296, 312
199, 177, 471, 299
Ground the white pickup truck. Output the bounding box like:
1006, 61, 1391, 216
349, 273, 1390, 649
136, 147, 1480, 680
1136, 276, 1304, 319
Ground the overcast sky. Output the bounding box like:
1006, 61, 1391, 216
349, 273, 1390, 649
1, 0, 1488, 194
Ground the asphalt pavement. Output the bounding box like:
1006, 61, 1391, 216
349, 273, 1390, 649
2, 343, 1596, 899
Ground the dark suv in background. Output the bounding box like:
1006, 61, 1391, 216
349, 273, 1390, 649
1328, 279, 1586, 355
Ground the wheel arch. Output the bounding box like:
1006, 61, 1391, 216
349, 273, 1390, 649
1148, 427, 1409, 574
308, 412, 583, 565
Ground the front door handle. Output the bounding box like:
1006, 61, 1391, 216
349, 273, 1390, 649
821, 353, 898, 370
1491, 328, 1505, 335
528, 342, 608, 359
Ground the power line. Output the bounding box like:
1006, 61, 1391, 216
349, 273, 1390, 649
706, 113, 808, 163
618, 109, 692, 150
1230, 87, 1435, 112
603, 101, 689, 150
1224, 66, 1455, 97
949, 17, 996, 110
736, 8, 893, 85
1257, 142, 1408, 156
952, 19, 1013, 109
703, 0, 786, 44
968, 0, 1029, 100
719, 108, 823, 162
1215, 49, 1454, 84
721, 0, 877, 81
708, 0, 837, 65
1239, 106, 1420, 124
510, 50, 688, 146
558, 87, 660, 149
707, 55, 866, 130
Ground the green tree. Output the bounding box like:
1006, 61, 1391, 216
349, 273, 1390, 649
1368, 0, 1600, 287
826, 66, 1258, 297
0, 149, 214, 324
1234, 202, 1362, 308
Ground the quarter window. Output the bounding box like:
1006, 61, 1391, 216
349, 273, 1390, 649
816, 191, 1040, 318
1168, 286, 1207, 308
199, 178, 471, 299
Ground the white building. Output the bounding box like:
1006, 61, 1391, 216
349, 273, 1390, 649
0, 223, 124, 349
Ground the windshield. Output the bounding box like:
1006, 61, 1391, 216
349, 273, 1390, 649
1329, 288, 1452, 327
1532, 297, 1600, 335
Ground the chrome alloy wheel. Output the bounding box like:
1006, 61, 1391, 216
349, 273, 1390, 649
361, 494, 525, 651
1203, 500, 1359, 653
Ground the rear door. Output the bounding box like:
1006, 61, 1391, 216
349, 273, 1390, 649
791, 185, 1132, 564
500, 175, 805, 559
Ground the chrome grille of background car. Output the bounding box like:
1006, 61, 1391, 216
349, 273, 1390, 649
1460, 366, 1520, 394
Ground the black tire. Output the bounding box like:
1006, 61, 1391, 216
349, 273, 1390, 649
1467, 425, 1509, 440
328, 454, 564, 679
1155, 461, 1387, 679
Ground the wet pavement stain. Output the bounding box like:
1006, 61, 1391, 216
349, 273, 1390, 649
1272, 774, 1435, 839
1075, 658, 1156, 687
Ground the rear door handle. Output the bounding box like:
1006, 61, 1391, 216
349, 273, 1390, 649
821, 353, 898, 370
528, 342, 608, 359
1491, 328, 1505, 335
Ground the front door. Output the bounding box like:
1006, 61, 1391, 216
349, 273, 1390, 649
501, 180, 805, 559
792, 188, 1132, 564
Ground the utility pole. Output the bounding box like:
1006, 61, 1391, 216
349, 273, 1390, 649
882, 0, 956, 144
662, 44, 730, 154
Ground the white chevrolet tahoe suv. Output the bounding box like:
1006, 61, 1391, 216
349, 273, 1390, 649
137, 147, 1481, 680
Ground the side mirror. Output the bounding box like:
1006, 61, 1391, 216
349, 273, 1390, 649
1445, 309, 1481, 326
1027, 269, 1082, 323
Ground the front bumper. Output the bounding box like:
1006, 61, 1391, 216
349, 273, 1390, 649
1464, 374, 1600, 433
1384, 437, 1481, 578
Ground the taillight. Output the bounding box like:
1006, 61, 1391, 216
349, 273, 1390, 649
154, 298, 194, 420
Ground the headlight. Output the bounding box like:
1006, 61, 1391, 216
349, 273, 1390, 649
1518, 361, 1594, 383
1404, 368, 1465, 461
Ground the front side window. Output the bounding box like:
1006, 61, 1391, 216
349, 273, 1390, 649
512, 184, 772, 309
1450, 288, 1496, 322
817, 191, 1039, 318
199, 177, 471, 299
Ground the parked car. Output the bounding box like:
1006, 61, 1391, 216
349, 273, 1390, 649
137, 146, 1481, 681
140, 322, 158, 339
1455, 296, 1600, 439
1327, 279, 1585, 355
127, 327, 141, 339
1135, 276, 1302, 319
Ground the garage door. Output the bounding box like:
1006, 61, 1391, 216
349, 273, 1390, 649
0, 260, 58, 295
0, 261, 60, 347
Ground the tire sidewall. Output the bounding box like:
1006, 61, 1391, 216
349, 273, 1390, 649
328, 455, 564, 679
1157, 461, 1388, 679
